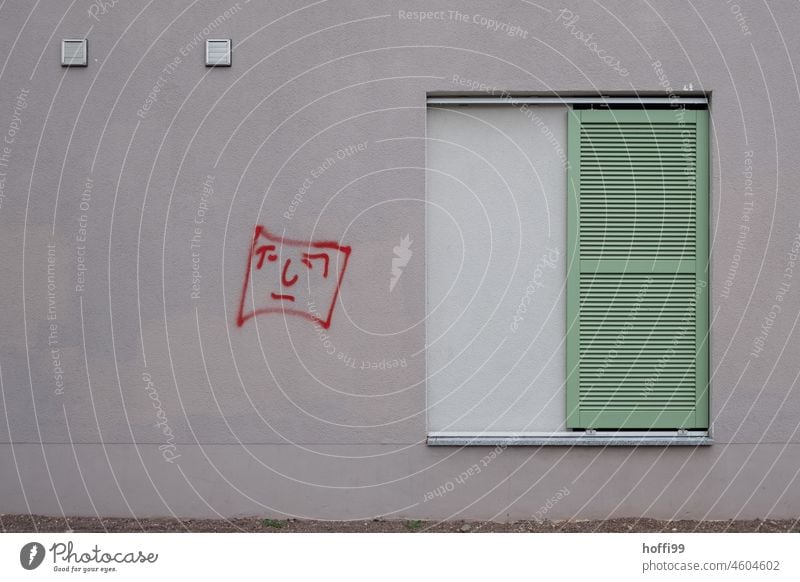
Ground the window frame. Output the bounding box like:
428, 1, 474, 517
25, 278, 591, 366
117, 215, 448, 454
424, 95, 712, 446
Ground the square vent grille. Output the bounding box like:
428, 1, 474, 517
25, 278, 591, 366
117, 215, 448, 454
206, 39, 231, 67
61, 39, 88, 67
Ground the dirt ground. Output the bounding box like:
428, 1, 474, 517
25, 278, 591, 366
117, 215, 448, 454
2, 515, 798, 533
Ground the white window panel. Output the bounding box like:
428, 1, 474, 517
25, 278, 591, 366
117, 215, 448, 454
426, 105, 568, 433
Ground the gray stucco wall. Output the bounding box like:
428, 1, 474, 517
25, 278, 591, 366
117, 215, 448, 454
1, 0, 799, 520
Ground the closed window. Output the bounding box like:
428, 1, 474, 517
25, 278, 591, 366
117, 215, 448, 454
426, 101, 709, 436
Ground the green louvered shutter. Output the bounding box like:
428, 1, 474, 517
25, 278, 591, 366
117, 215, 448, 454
566, 108, 708, 429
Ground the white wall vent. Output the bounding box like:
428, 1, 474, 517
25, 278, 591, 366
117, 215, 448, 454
61, 39, 88, 67
205, 39, 231, 67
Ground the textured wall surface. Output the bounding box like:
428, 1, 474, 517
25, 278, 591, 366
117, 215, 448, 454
0, 0, 799, 520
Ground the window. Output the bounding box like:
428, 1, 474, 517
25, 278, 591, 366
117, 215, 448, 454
426, 99, 708, 439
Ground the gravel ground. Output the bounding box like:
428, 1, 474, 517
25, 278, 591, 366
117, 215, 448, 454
2, 515, 798, 533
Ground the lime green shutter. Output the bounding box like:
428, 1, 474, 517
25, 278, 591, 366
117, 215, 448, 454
566, 108, 709, 429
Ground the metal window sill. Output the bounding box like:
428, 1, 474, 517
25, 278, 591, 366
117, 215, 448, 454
426, 431, 712, 447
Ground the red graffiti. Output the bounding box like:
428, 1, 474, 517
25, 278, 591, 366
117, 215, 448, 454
236, 226, 351, 329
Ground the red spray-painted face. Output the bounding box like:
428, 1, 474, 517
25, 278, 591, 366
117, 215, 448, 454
236, 226, 351, 329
